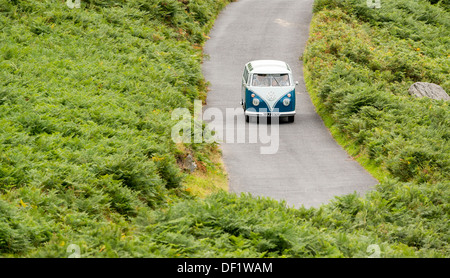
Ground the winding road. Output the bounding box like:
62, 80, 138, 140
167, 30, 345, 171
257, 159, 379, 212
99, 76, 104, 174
202, 0, 378, 208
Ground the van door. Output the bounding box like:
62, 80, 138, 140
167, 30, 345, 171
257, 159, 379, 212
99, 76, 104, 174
241, 66, 249, 108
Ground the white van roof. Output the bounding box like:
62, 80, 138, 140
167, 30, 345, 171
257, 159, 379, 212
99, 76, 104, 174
246, 60, 291, 74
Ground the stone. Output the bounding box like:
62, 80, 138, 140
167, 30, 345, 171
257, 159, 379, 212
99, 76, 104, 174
408, 82, 449, 101
184, 154, 197, 173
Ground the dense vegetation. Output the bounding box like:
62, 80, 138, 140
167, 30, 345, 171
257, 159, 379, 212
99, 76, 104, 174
302, 0, 449, 255
0, 0, 448, 258
306, 0, 449, 184
0, 0, 231, 256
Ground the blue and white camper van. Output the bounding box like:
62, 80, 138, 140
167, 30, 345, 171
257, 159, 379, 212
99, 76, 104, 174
241, 60, 297, 123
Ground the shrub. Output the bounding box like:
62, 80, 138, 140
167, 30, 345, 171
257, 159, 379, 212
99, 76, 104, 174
303, 0, 449, 256
0, 0, 234, 256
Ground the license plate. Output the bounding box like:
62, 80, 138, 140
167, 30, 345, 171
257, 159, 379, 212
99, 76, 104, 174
263, 112, 280, 116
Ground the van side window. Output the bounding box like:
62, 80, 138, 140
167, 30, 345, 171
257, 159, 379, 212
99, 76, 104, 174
243, 67, 249, 84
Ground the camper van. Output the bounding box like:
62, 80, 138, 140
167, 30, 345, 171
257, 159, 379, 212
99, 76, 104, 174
241, 60, 296, 123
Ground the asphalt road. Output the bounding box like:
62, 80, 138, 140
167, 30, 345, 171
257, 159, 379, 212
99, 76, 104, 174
202, 0, 378, 208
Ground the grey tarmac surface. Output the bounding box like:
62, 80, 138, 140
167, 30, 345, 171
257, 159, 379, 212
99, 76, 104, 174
202, 0, 378, 208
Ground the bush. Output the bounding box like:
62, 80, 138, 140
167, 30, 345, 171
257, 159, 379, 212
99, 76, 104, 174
0, 0, 233, 256
303, 0, 449, 256
304, 1, 449, 184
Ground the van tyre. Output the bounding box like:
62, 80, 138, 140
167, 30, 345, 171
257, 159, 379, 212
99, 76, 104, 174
287, 116, 295, 123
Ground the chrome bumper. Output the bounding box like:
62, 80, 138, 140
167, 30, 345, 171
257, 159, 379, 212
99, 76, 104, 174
244, 110, 296, 117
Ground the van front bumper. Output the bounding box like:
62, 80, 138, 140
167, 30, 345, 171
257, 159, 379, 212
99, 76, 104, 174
244, 110, 296, 117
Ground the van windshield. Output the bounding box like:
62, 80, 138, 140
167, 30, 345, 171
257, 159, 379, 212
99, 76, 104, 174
251, 74, 290, 87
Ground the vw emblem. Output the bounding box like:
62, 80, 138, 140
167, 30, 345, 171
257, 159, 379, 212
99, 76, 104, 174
267, 91, 276, 101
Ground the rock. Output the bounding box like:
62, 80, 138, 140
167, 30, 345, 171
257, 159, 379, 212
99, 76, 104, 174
408, 82, 449, 101
184, 154, 197, 173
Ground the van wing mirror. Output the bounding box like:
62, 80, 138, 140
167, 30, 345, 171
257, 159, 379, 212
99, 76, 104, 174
295, 81, 299, 86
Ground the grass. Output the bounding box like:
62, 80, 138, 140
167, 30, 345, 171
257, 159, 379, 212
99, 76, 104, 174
0, 0, 233, 257
176, 142, 228, 198
301, 0, 449, 256
304, 0, 449, 185
303, 50, 396, 184
304, 67, 389, 182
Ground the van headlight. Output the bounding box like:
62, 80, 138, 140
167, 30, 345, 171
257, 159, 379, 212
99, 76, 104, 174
282, 98, 290, 106
252, 98, 260, 106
